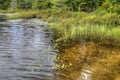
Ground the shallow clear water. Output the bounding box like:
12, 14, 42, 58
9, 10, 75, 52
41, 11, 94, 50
0, 19, 57, 80
55, 42, 120, 80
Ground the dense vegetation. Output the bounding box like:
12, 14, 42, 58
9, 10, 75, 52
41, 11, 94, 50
0, 0, 120, 43
0, 0, 11, 9
0, 0, 120, 13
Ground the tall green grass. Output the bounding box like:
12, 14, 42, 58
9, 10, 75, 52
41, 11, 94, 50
6, 10, 120, 43
51, 21, 120, 43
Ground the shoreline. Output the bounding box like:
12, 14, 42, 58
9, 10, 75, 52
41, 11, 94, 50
0, 10, 120, 46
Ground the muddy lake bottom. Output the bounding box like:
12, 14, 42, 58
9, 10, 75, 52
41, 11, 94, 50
55, 41, 120, 80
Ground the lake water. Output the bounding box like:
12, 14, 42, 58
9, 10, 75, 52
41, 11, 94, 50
0, 19, 57, 80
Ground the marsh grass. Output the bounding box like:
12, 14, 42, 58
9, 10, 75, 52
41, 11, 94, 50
50, 17, 120, 43
5, 10, 120, 43
0, 9, 13, 13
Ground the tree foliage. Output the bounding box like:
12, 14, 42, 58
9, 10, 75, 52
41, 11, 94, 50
16, 0, 33, 9
0, 0, 11, 9
0, 0, 120, 13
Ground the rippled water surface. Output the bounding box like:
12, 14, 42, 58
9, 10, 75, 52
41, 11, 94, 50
0, 19, 57, 80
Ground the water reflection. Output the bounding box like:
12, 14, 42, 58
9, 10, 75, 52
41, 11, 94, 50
55, 42, 120, 80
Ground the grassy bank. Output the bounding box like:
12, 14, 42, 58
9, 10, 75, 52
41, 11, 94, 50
2, 10, 120, 44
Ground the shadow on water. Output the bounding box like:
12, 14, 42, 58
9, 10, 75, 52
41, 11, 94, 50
0, 19, 57, 80
55, 41, 120, 80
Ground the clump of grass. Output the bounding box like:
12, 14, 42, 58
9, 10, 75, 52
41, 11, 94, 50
7, 10, 41, 20
0, 9, 13, 13
18, 10, 39, 19
7, 13, 20, 20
